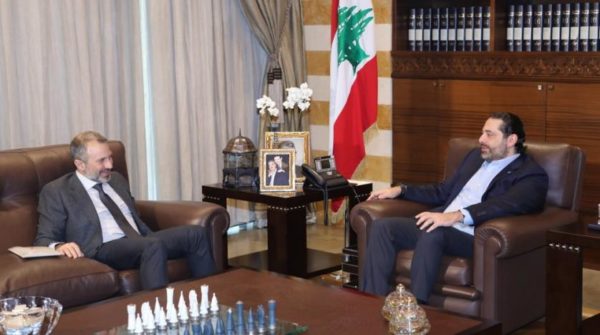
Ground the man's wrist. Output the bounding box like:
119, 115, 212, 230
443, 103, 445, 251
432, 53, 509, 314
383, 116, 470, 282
397, 184, 407, 198
455, 211, 465, 224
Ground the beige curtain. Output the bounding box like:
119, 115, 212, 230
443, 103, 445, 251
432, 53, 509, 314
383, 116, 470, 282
145, 0, 266, 201
240, 0, 308, 146
0, 0, 149, 197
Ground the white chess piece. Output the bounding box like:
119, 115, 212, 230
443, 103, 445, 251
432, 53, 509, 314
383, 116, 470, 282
157, 307, 168, 329
178, 291, 189, 322
154, 297, 161, 325
200, 284, 209, 316
127, 304, 136, 331
210, 293, 219, 315
189, 289, 199, 319
134, 314, 144, 334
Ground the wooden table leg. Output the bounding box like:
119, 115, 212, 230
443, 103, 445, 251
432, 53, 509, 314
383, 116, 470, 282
545, 242, 583, 335
267, 204, 307, 277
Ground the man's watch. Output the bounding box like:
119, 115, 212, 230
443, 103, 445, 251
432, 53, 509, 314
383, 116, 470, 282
398, 183, 407, 198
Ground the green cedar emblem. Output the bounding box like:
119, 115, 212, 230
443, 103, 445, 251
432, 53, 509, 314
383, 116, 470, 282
337, 5, 374, 73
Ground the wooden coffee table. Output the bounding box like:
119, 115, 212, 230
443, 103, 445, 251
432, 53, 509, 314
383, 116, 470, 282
55, 268, 500, 334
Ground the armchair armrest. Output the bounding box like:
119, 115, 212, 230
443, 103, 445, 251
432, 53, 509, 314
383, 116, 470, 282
136, 200, 230, 272
475, 206, 578, 259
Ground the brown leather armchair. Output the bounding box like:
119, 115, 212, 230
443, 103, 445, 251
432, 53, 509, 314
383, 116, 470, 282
350, 138, 585, 334
0, 141, 229, 308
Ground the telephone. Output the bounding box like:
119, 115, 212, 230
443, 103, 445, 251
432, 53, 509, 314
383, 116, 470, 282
302, 155, 349, 190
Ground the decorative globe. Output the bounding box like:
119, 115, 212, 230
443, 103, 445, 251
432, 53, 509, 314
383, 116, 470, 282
0, 296, 62, 335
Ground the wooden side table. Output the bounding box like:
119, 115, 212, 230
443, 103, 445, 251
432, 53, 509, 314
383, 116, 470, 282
202, 182, 372, 278
546, 223, 600, 335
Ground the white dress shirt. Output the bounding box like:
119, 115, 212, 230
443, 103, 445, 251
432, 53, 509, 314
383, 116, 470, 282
444, 154, 520, 235
76, 171, 140, 242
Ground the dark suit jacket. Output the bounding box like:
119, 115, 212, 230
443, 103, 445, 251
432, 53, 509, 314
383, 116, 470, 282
35, 172, 152, 258
273, 170, 289, 185
402, 149, 549, 226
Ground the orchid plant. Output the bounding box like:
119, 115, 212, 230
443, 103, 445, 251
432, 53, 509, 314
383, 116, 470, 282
283, 82, 313, 112
256, 82, 313, 123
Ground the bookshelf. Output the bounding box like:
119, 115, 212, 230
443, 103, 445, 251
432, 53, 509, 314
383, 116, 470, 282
392, 1, 600, 224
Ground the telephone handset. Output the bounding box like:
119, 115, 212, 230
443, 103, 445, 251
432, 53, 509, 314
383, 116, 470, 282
302, 156, 349, 190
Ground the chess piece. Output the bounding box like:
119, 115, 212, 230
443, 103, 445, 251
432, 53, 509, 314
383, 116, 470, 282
247, 308, 255, 334
268, 299, 276, 331
134, 314, 144, 334
200, 285, 210, 317
157, 307, 168, 331
256, 305, 265, 333
215, 317, 225, 335
178, 291, 189, 323
226, 308, 235, 334
127, 304, 136, 331
154, 297, 162, 326
203, 320, 214, 335
210, 293, 219, 315
189, 290, 200, 320
141, 301, 155, 331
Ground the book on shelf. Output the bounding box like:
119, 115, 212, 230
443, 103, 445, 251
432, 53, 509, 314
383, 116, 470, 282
409, 8, 416, 51
552, 3, 562, 51
591, 3, 599, 51
416, 8, 424, 51
514, 5, 524, 52
523, 4, 533, 51
448, 7, 457, 51
570, 3, 580, 52
561, 3, 571, 51
507, 5, 515, 51
483, 6, 490, 51
474, 6, 483, 51
543, 4, 553, 51
533, 4, 543, 51
580, 2, 590, 52
431, 8, 440, 51
423, 8, 432, 51
440, 8, 448, 51
465, 6, 474, 51
457, 7, 466, 51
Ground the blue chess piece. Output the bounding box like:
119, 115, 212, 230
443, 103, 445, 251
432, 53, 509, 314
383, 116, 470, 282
247, 308, 255, 333
203, 320, 214, 335
268, 299, 276, 331
226, 308, 235, 335
191, 321, 202, 335
235, 301, 244, 327
256, 305, 265, 333
215, 317, 225, 335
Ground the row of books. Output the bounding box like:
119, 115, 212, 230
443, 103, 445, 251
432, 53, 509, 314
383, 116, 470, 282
508, 3, 600, 52
408, 7, 491, 52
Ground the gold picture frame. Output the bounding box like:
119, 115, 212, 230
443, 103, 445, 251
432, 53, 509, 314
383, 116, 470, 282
259, 148, 296, 192
264, 131, 310, 182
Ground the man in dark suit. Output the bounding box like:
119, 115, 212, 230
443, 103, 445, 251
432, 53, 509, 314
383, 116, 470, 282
35, 131, 216, 290
360, 112, 549, 303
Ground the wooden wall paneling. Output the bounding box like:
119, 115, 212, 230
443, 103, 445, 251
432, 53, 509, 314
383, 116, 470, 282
546, 82, 600, 221
438, 79, 546, 178
392, 78, 440, 184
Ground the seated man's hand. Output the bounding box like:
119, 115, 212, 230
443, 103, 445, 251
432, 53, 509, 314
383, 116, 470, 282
415, 211, 464, 233
368, 186, 403, 200
56, 242, 84, 259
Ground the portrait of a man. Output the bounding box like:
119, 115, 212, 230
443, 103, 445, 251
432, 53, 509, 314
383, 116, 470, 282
259, 149, 295, 191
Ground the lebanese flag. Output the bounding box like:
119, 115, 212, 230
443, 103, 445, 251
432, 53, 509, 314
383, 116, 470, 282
330, 0, 378, 210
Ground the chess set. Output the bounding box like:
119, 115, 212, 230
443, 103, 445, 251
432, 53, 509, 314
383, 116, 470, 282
107, 285, 307, 334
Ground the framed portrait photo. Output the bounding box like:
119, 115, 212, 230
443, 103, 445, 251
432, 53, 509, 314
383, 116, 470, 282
264, 131, 310, 182
259, 148, 296, 192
